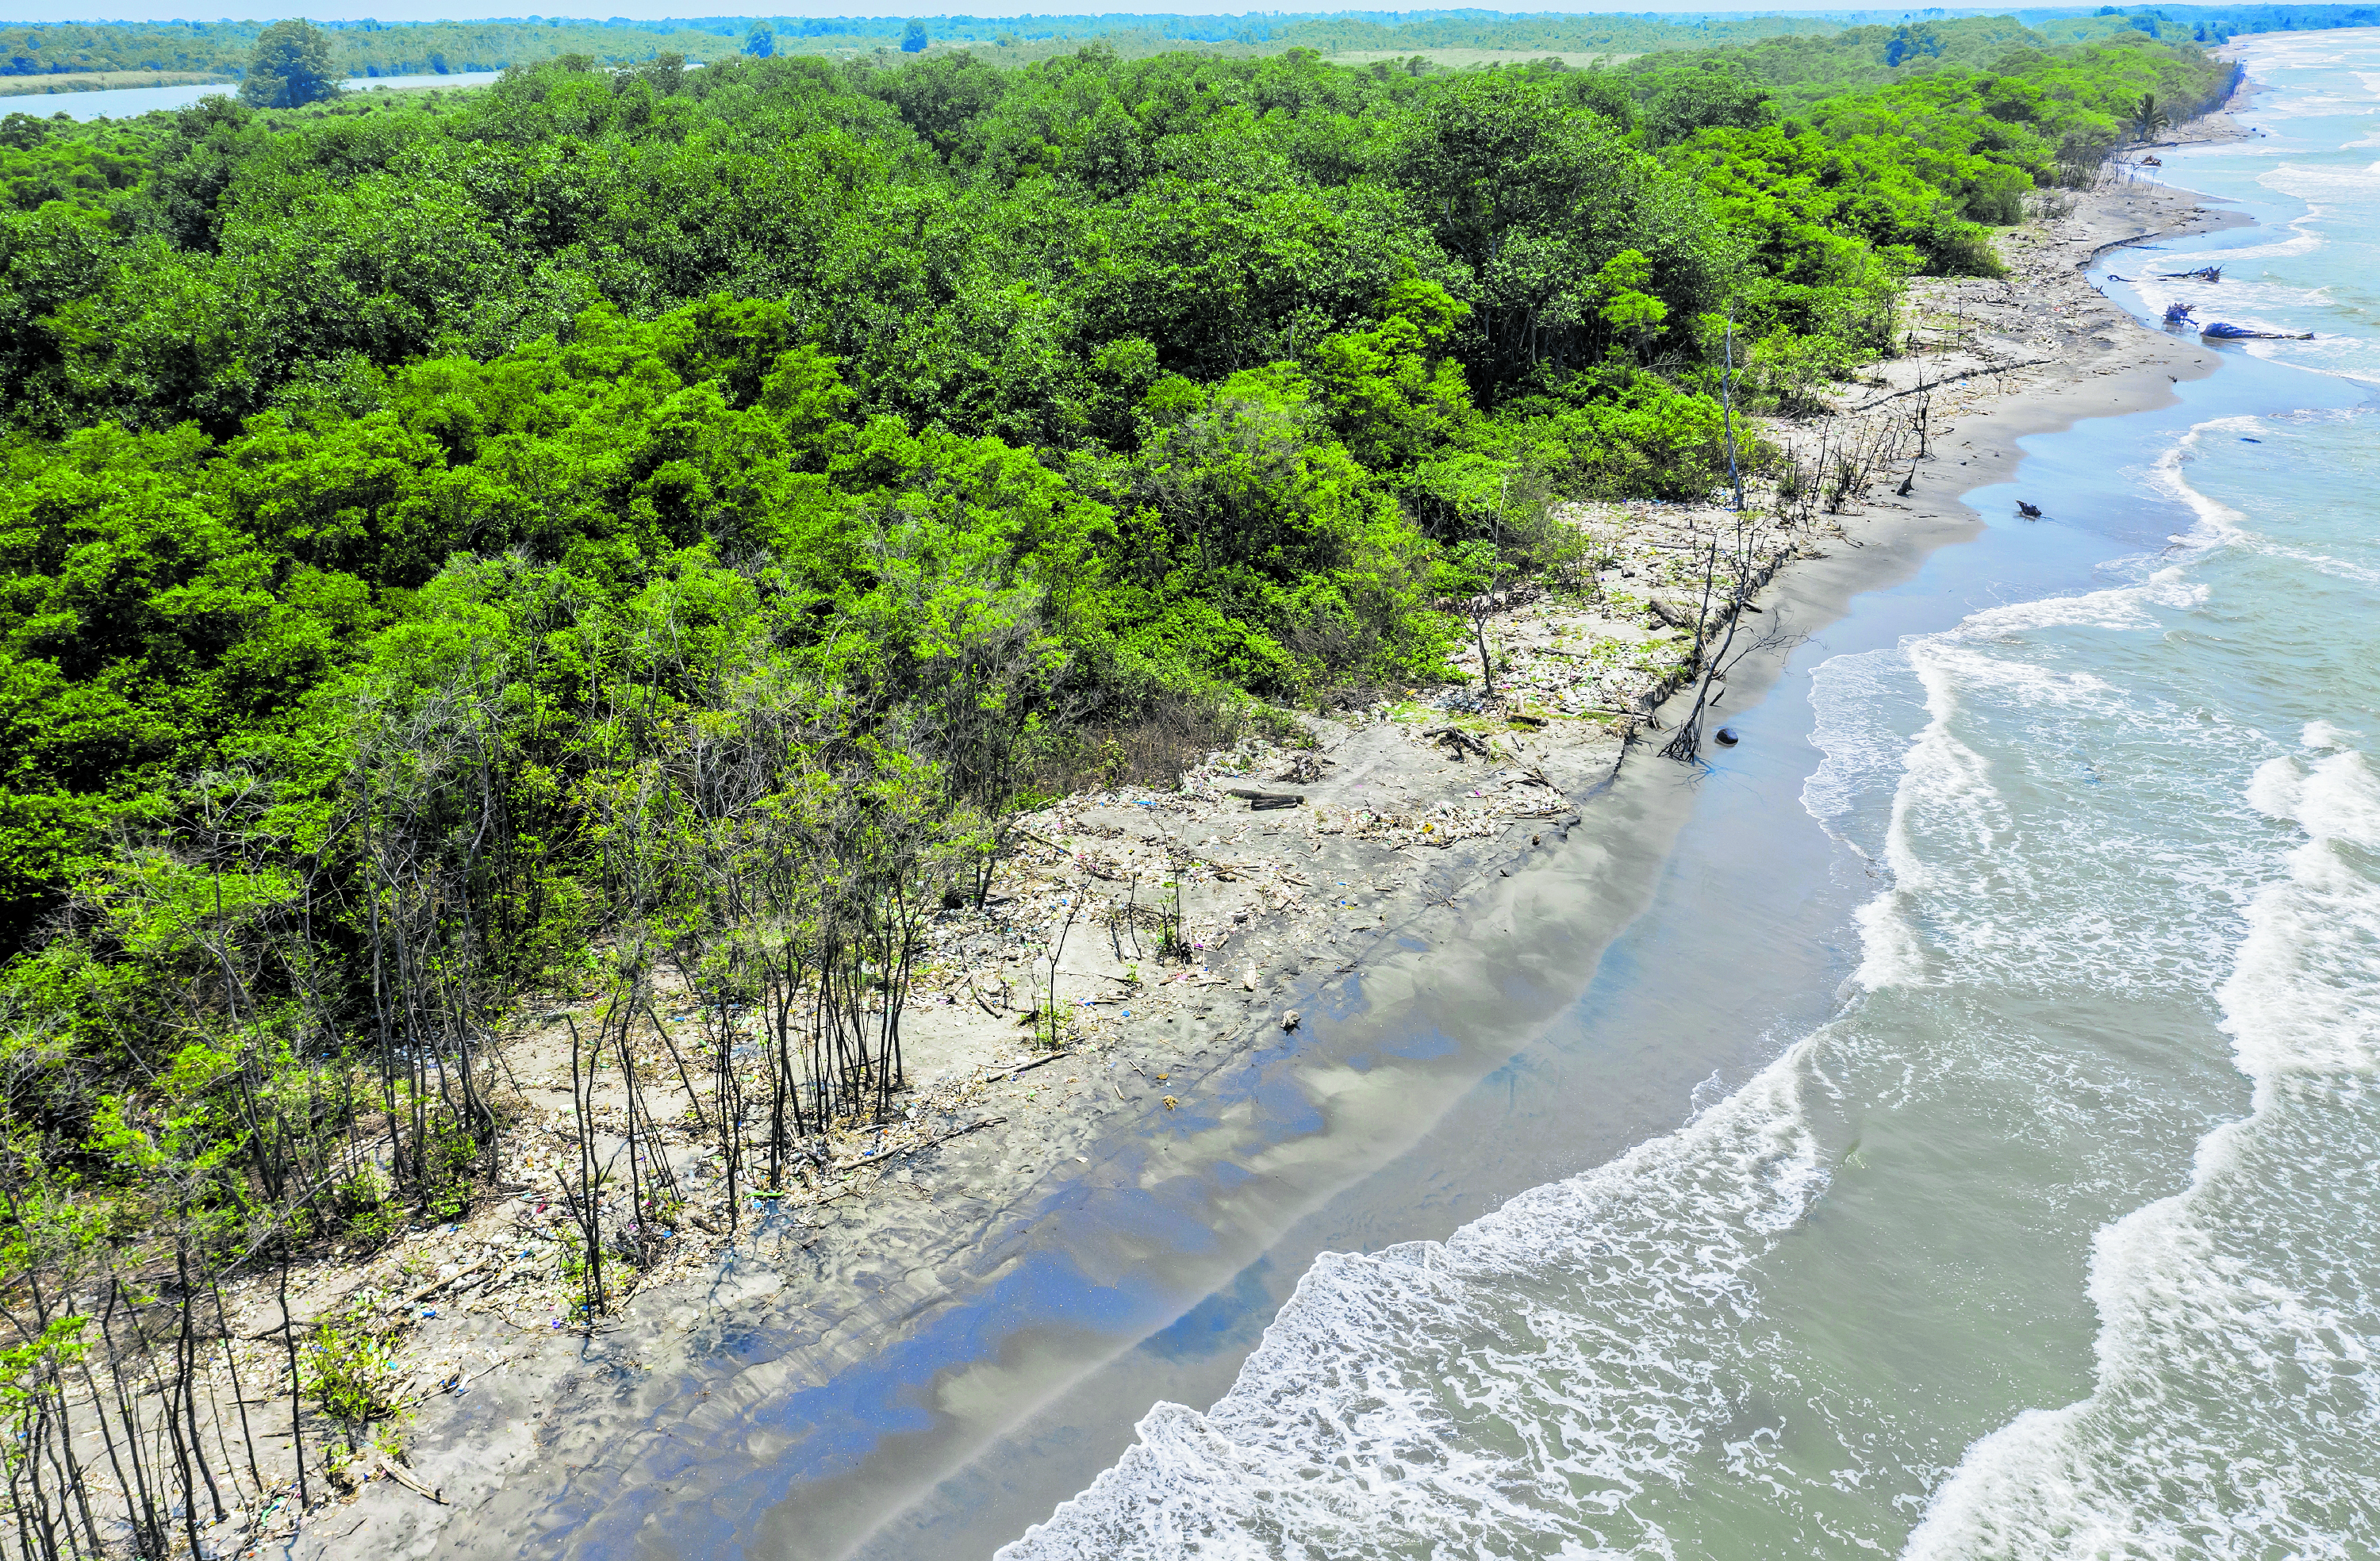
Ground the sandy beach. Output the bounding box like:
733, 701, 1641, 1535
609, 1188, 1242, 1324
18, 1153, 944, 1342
182, 138, 2255, 1561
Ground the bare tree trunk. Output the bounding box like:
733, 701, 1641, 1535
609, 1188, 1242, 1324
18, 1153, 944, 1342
1721, 306, 1745, 512
279, 1248, 309, 1513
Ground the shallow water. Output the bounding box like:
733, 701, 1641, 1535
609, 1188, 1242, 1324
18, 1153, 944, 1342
24, 71, 503, 121
1001, 33, 2380, 1560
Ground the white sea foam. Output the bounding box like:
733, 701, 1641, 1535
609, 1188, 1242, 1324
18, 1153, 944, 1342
998, 1045, 1836, 1559
2155, 417, 2380, 582
1800, 645, 1921, 853
2146, 420, 2256, 547
2246, 754, 2305, 819
2159, 167, 2380, 383
1908, 736, 2380, 1557
1957, 585, 2155, 635
2216, 316, 2380, 387
2267, 748, 2380, 850
2257, 539, 2380, 585
2170, 209, 2324, 263
2303, 719, 2357, 751
2259, 156, 2380, 201
1798, 597, 2180, 995
1011, 414, 2286, 1549
1849, 889, 1927, 990
1836, 500, 2258, 993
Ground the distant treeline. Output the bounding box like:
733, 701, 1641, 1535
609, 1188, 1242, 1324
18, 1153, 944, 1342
0, 13, 1869, 90
1633, 7, 2286, 106
2019, 2, 2380, 42
6, 8, 2373, 92
0, 17, 752, 85
14, 5, 2369, 92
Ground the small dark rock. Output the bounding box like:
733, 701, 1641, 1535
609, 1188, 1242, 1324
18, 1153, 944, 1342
1714, 727, 1741, 746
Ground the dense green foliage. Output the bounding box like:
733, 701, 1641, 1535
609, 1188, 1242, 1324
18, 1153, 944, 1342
239, 19, 341, 110
0, 21, 2228, 1267
0, 111, 146, 213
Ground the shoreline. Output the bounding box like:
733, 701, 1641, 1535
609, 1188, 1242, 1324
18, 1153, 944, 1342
0, 71, 237, 98
244, 163, 2250, 1561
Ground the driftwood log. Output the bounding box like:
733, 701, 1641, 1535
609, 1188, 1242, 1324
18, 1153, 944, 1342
1422, 726, 1491, 760
1647, 597, 1701, 631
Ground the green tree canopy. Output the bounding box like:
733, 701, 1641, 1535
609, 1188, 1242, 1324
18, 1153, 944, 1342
0, 26, 2251, 1444
239, 18, 341, 110
0, 24, 2233, 955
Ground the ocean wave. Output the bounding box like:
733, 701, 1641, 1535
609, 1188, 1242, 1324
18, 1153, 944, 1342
997, 1045, 1837, 1559
2258, 156, 2380, 201
1801, 644, 1924, 858
2156, 416, 2380, 580
1905, 739, 2380, 1559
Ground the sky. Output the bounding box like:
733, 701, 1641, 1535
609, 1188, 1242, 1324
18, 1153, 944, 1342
2, 3, 1919, 25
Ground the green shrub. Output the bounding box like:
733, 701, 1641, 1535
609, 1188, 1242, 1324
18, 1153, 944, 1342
303, 1316, 405, 1452
336, 1167, 403, 1251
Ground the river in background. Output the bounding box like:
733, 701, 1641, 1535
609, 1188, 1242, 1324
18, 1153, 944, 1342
18, 71, 502, 121
999, 30, 2380, 1559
